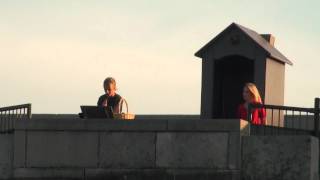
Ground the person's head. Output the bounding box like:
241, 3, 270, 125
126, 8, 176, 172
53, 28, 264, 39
103, 77, 117, 94
242, 83, 262, 103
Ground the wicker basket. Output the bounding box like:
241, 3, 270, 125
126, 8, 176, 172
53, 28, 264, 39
113, 98, 135, 120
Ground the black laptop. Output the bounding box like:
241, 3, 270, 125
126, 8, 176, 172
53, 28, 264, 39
80, 106, 113, 118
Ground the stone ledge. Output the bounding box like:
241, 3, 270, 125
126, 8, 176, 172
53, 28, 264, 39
87, 168, 240, 180
15, 119, 241, 132
15, 119, 168, 131
13, 168, 240, 180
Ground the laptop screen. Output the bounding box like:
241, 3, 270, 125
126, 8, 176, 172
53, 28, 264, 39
80, 106, 113, 119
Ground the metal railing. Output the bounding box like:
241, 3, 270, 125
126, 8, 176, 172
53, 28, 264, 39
0, 104, 32, 133
247, 98, 320, 136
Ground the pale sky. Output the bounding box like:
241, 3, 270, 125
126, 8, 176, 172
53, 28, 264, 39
0, 0, 319, 114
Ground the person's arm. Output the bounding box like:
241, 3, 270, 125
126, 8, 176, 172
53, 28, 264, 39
112, 95, 122, 114
260, 107, 267, 125
97, 95, 108, 107
97, 96, 103, 106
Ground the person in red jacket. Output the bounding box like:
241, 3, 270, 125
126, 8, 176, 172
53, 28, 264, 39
237, 83, 266, 125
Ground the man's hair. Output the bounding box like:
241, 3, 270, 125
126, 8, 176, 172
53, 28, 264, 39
103, 77, 117, 90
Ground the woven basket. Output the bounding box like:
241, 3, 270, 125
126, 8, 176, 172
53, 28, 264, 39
113, 98, 135, 120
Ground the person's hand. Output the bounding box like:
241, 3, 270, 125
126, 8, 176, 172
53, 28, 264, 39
113, 104, 120, 114
102, 99, 108, 107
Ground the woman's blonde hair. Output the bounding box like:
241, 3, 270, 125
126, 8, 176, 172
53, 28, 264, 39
103, 77, 117, 91
245, 83, 262, 103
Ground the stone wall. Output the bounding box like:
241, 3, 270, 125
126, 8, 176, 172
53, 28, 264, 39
11, 118, 241, 180
0, 118, 318, 180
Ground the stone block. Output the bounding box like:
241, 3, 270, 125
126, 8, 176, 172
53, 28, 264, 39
227, 132, 240, 169
156, 132, 229, 168
14, 130, 26, 168
14, 168, 83, 179
167, 119, 240, 132
26, 131, 98, 167
99, 132, 156, 168
0, 134, 13, 179
242, 135, 318, 180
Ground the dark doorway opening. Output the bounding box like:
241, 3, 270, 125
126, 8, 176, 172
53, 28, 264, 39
213, 56, 254, 118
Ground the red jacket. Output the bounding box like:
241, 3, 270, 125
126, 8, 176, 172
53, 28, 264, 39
237, 103, 266, 125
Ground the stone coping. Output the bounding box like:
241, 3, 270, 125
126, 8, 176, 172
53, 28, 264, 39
31, 114, 200, 119
13, 168, 240, 180
15, 118, 241, 132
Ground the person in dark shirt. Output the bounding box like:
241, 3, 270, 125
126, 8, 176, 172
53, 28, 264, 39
97, 77, 122, 113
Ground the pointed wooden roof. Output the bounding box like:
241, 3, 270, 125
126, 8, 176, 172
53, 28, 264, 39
195, 23, 293, 65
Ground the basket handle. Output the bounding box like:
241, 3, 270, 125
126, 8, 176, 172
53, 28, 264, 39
118, 98, 129, 114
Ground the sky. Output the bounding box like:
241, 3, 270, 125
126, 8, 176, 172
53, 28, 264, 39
0, 0, 319, 114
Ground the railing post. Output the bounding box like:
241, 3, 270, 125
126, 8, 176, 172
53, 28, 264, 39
27, 104, 32, 119
314, 98, 319, 137
0, 104, 32, 133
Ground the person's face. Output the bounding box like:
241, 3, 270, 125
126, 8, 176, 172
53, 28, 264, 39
243, 87, 253, 103
105, 83, 116, 94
